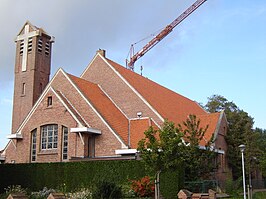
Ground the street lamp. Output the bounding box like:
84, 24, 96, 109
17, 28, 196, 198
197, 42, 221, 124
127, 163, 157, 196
239, 144, 246, 199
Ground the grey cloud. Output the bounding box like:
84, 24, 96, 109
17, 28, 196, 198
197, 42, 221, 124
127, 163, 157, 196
0, 0, 195, 87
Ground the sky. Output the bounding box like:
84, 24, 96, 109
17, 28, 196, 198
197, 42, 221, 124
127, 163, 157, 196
0, 0, 266, 150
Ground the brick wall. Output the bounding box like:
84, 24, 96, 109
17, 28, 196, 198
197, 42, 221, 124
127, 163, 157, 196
82, 55, 164, 126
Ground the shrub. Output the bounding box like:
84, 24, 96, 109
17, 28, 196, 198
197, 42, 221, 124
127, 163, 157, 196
92, 180, 122, 199
0, 185, 28, 199
68, 188, 92, 199
130, 176, 155, 197
30, 187, 56, 199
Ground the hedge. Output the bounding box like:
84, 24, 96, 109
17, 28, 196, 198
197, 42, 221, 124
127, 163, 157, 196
0, 160, 184, 198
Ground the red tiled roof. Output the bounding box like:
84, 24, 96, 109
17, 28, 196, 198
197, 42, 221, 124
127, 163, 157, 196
106, 58, 221, 145
107, 59, 207, 124
197, 112, 221, 146
129, 118, 152, 149
68, 74, 129, 145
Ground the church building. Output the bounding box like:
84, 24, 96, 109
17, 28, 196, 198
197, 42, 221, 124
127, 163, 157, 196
1, 22, 228, 181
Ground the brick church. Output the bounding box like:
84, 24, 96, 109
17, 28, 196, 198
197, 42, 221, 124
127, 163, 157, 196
1, 21, 228, 180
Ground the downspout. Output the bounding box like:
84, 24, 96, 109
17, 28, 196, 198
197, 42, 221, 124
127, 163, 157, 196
128, 120, 131, 148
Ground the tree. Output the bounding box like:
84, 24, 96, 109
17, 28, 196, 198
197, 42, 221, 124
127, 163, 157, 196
179, 115, 216, 180
137, 115, 215, 198
204, 94, 255, 180
138, 120, 183, 199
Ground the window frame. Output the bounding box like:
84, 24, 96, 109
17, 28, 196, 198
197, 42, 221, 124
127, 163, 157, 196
47, 96, 52, 107
41, 124, 58, 150
62, 126, 68, 160
31, 129, 37, 162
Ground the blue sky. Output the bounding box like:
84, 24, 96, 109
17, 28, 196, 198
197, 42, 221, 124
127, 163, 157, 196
0, 0, 266, 150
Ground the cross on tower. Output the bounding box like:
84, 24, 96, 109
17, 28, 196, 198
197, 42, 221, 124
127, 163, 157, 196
15, 24, 40, 71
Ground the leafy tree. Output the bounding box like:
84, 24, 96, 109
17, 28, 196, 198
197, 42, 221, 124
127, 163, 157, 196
138, 120, 183, 199
137, 115, 216, 198
254, 128, 266, 176
204, 94, 255, 180
179, 115, 216, 180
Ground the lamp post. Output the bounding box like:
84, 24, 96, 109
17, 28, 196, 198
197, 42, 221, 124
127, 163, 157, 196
239, 144, 246, 199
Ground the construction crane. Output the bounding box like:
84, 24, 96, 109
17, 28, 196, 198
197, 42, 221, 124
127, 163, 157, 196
126, 0, 207, 71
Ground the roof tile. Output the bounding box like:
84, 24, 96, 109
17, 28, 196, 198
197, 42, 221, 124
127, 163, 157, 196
68, 74, 129, 145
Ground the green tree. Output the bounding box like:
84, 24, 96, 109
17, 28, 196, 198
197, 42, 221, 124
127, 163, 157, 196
137, 115, 215, 198
138, 120, 183, 199
254, 128, 266, 176
179, 115, 216, 180
204, 94, 255, 180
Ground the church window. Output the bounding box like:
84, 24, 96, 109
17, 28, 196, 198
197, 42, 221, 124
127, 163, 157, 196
31, 129, 37, 162
41, 124, 58, 150
20, 41, 24, 55
45, 42, 50, 56
28, 37, 33, 53
38, 38, 43, 53
62, 126, 68, 160
47, 96, 52, 106
22, 83, 26, 95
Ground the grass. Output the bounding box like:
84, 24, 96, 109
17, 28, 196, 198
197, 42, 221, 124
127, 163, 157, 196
226, 191, 266, 199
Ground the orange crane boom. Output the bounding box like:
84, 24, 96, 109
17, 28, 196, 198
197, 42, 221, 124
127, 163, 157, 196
127, 0, 207, 71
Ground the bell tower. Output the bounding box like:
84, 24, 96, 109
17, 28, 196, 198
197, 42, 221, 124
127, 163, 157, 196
12, 21, 54, 133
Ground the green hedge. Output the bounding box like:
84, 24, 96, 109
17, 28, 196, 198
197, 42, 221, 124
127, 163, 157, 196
0, 160, 183, 198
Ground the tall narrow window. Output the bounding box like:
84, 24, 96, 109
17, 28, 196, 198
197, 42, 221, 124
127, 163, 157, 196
41, 124, 58, 150
22, 83, 26, 95
31, 129, 37, 162
47, 96, 52, 106
62, 126, 68, 160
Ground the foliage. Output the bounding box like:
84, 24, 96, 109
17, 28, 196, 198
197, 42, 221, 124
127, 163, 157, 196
137, 117, 216, 198
0, 185, 28, 199
130, 176, 155, 197
253, 192, 266, 199
179, 115, 216, 180
255, 128, 266, 176
204, 94, 260, 180
4, 185, 27, 195
224, 177, 242, 196
0, 160, 148, 193
138, 117, 215, 181
138, 120, 183, 173
0, 157, 183, 198
30, 187, 56, 199
67, 188, 92, 199
92, 180, 122, 199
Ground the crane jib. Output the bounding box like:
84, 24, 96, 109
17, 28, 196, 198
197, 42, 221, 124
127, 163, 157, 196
127, 0, 207, 70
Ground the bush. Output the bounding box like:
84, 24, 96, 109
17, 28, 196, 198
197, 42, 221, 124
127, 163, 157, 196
30, 187, 56, 199
68, 188, 92, 199
0, 185, 28, 199
92, 180, 122, 199
0, 160, 184, 198
130, 176, 155, 197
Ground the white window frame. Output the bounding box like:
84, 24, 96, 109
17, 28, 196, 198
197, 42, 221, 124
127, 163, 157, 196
41, 124, 58, 150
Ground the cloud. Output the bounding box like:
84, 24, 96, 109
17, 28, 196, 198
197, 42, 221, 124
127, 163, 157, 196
0, 0, 197, 85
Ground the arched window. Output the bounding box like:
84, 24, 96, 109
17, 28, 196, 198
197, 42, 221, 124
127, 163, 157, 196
31, 129, 37, 162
